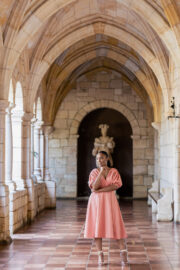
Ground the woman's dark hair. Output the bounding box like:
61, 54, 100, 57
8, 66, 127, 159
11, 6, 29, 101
97, 151, 111, 167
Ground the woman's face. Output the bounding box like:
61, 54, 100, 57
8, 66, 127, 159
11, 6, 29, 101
96, 153, 108, 167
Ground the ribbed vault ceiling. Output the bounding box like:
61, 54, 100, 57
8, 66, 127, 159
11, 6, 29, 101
0, 0, 180, 124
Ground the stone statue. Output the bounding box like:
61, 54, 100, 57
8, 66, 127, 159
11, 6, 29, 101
92, 124, 115, 166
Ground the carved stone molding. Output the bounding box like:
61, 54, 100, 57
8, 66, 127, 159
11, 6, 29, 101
151, 122, 161, 132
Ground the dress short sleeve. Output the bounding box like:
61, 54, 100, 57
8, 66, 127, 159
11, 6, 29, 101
88, 169, 98, 189
111, 169, 122, 188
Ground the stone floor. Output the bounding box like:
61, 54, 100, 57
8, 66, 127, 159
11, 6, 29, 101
0, 199, 180, 270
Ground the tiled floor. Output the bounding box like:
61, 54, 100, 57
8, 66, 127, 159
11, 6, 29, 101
0, 199, 180, 270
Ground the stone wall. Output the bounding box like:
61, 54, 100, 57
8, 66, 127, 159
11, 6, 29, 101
9, 189, 28, 234
9, 183, 47, 234
49, 71, 154, 198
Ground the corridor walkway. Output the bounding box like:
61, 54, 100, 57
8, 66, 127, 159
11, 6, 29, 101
0, 200, 179, 270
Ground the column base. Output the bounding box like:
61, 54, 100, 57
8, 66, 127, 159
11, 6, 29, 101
34, 169, 43, 182
44, 170, 51, 181
14, 178, 27, 190
31, 174, 37, 184
0, 236, 12, 245
6, 181, 16, 191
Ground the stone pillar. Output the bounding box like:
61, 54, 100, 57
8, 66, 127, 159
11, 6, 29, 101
0, 100, 12, 244
43, 125, 56, 208
22, 113, 33, 183
132, 134, 148, 198
40, 129, 45, 179
174, 119, 180, 222
11, 108, 26, 189
34, 121, 43, 182
5, 103, 16, 191
151, 122, 161, 190
43, 126, 54, 181
31, 117, 37, 183
22, 113, 35, 221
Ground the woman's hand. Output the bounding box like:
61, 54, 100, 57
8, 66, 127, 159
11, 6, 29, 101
100, 166, 106, 174
99, 166, 109, 178
91, 185, 117, 193
91, 188, 102, 193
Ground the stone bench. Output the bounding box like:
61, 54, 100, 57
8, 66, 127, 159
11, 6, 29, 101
148, 181, 173, 221
148, 190, 163, 214
147, 180, 159, 210
157, 187, 173, 221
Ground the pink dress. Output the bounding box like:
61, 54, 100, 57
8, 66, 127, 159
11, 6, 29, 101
84, 168, 127, 239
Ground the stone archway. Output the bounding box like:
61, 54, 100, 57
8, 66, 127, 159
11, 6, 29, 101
77, 107, 133, 198
68, 100, 147, 198
70, 100, 140, 136
49, 87, 153, 199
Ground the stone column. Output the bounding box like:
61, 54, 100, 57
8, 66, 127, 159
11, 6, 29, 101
22, 113, 34, 184
151, 122, 161, 190
0, 100, 12, 244
5, 103, 16, 191
174, 119, 180, 222
40, 129, 45, 179
43, 125, 54, 181
31, 117, 37, 183
34, 121, 43, 182
11, 108, 26, 189
22, 113, 36, 221
132, 134, 148, 198
43, 125, 56, 208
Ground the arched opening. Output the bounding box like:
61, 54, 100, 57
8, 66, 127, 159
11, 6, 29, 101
33, 97, 43, 181
5, 79, 14, 187
12, 81, 24, 184
36, 97, 42, 121
14, 81, 23, 110
77, 108, 133, 198
8, 79, 14, 104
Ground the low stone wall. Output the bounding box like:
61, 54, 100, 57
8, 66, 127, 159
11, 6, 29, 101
37, 183, 46, 213
9, 189, 28, 234
0, 185, 11, 243
9, 181, 55, 234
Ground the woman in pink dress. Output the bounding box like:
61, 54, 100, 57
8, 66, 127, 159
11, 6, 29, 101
84, 151, 128, 265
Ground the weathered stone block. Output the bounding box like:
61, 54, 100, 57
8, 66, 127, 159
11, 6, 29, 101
49, 139, 60, 148
134, 165, 148, 175
134, 175, 144, 185
49, 148, 62, 158
114, 89, 122, 95
144, 176, 153, 186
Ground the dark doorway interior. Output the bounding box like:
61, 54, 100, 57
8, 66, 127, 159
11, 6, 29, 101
77, 108, 133, 198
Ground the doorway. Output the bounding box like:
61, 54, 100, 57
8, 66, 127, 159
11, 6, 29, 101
77, 108, 133, 198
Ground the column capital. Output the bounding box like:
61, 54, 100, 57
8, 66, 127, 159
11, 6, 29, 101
0, 100, 9, 112
31, 116, 37, 124
34, 120, 44, 129
43, 125, 54, 136
22, 112, 34, 122
11, 108, 24, 119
